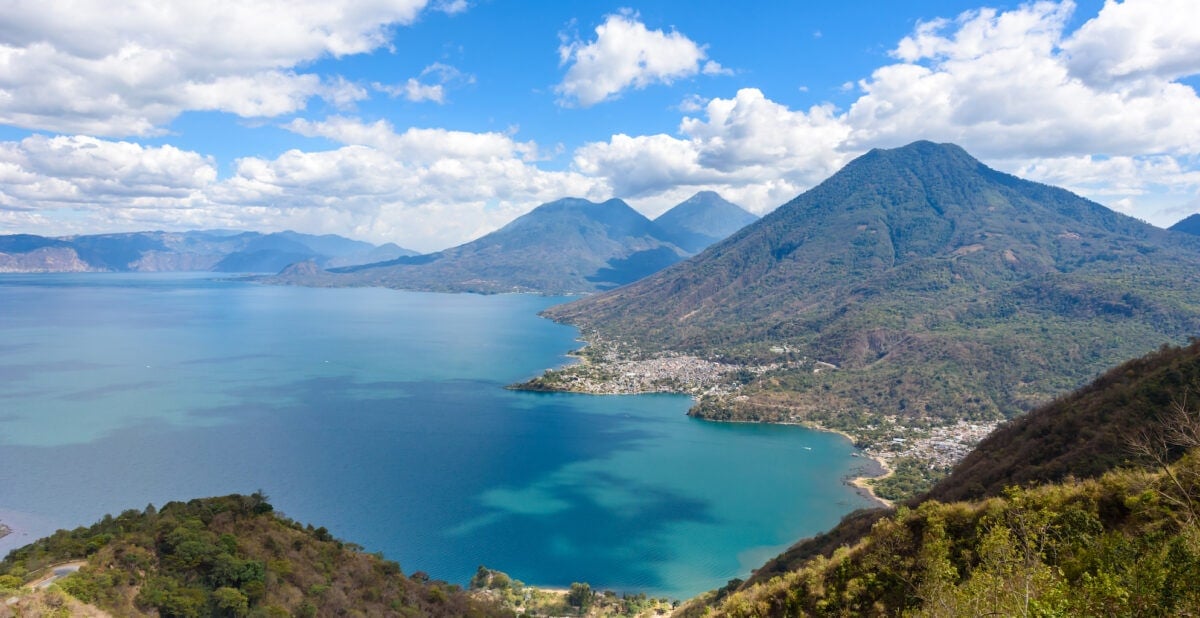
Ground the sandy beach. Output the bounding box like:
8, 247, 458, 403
782, 423, 897, 509
848, 454, 894, 508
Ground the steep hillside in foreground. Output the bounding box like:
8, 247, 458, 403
544, 141, 1200, 425
653, 191, 758, 253
745, 340, 1200, 586
683, 343, 1200, 616
686, 455, 1200, 617
925, 339, 1200, 503
0, 494, 509, 617
273, 198, 690, 294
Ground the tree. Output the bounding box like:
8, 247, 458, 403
213, 586, 249, 617
1129, 392, 1200, 524
567, 582, 594, 611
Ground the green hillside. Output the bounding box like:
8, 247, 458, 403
743, 340, 1200, 586
687, 458, 1200, 617
926, 339, 1200, 503
0, 494, 509, 617
683, 342, 1200, 617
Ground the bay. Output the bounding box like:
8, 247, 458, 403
0, 273, 875, 597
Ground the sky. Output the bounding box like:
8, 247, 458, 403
1, 0, 1199, 252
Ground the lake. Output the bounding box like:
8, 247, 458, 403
0, 273, 875, 597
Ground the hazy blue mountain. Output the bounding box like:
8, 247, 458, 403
653, 191, 758, 253
0, 234, 88, 272
0, 230, 410, 273
0, 234, 71, 253
1169, 213, 1200, 235
280, 197, 690, 294
325, 241, 418, 269
545, 141, 1200, 423
276, 231, 376, 256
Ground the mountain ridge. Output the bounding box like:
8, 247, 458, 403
542, 141, 1200, 429
273, 197, 697, 294
652, 191, 758, 253
0, 230, 414, 273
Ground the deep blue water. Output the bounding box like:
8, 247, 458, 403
0, 273, 874, 597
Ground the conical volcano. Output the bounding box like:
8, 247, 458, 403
546, 141, 1200, 421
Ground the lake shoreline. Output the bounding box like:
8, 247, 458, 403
510, 340, 903, 508
685, 417, 894, 509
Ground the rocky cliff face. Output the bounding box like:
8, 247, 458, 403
128, 251, 225, 272
0, 247, 94, 272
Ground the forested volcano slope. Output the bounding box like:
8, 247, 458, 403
546, 141, 1200, 423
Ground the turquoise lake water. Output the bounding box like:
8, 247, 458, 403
0, 273, 875, 597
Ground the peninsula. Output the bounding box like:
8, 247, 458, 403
512, 335, 996, 502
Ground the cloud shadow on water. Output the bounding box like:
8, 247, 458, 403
0, 371, 667, 590
450, 469, 717, 592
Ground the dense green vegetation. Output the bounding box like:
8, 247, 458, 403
869, 458, 949, 503
0, 496, 676, 617
927, 339, 1200, 503
468, 567, 676, 617
745, 340, 1200, 586
545, 142, 1200, 429
0, 493, 509, 617
687, 457, 1200, 617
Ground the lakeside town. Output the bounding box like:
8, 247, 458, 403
515, 340, 1001, 496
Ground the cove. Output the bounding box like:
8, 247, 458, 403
0, 273, 875, 598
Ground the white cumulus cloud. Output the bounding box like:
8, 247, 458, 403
1064, 0, 1200, 85
574, 88, 852, 213
373, 63, 475, 104
556, 11, 727, 107
6, 0, 1200, 245
215, 119, 609, 250
0, 135, 216, 208
574, 1, 1200, 226
0, 121, 609, 252
0, 0, 435, 136
846, 1, 1200, 159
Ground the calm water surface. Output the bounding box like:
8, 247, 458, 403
0, 273, 874, 597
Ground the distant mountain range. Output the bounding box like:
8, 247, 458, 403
273, 192, 756, 294
545, 141, 1200, 424
653, 190, 759, 253
0, 230, 414, 273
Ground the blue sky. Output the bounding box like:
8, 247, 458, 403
1, 0, 1197, 252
